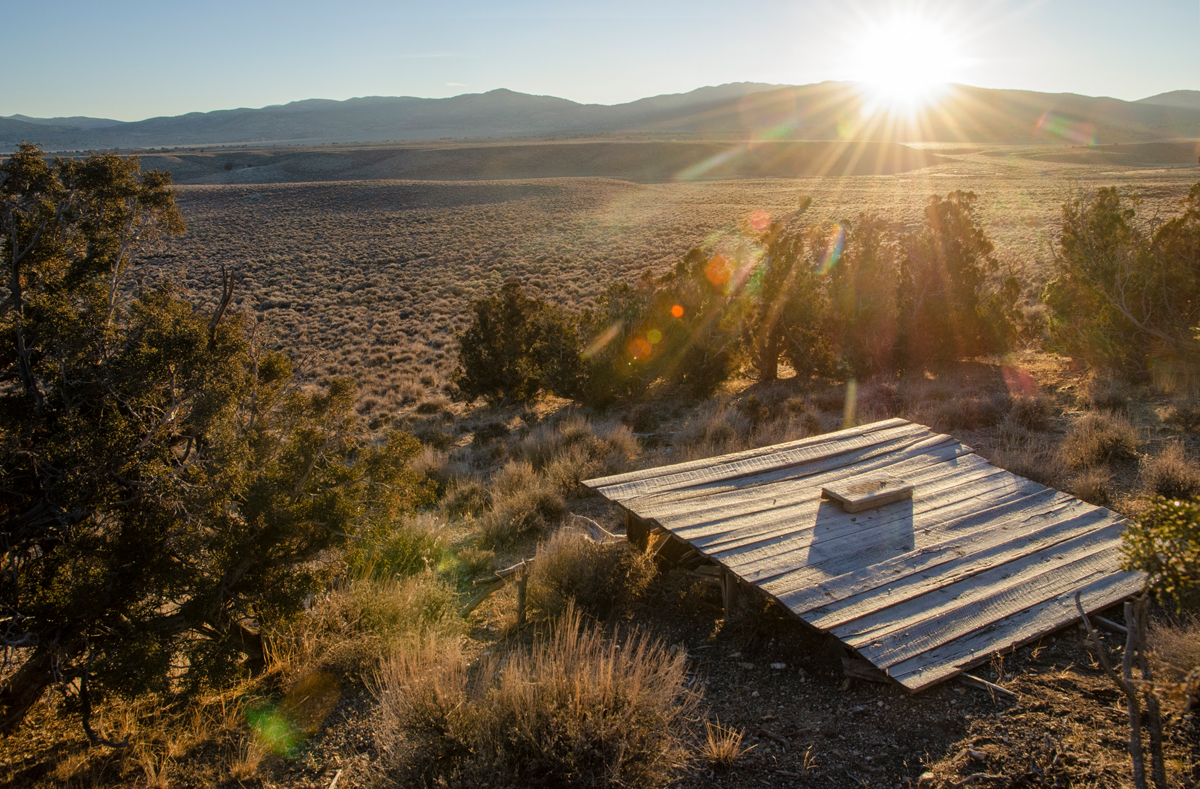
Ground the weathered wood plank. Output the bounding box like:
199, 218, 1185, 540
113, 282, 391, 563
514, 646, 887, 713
589, 420, 922, 502
637, 433, 964, 525
627, 427, 946, 515
793, 499, 1108, 625
714, 468, 1012, 583
850, 537, 1129, 668
584, 418, 910, 494
837, 519, 1125, 644
586, 417, 1142, 695
745, 479, 1069, 592
705, 463, 1021, 573
887, 571, 1145, 690
667, 448, 992, 552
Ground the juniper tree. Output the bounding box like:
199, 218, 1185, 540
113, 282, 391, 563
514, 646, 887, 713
0, 144, 431, 736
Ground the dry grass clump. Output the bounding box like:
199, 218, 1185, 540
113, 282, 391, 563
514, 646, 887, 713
1163, 398, 1200, 432
440, 476, 490, 520
1069, 467, 1114, 507
269, 573, 462, 682
677, 400, 753, 460
526, 527, 657, 620
515, 415, 640, 476
1150, 615, 1200, 684
1142, 442, 1200, 500
1149, 615, 1200, 716
375, 605, 698, 789
702, 718, 754, 768
478, 460, 566, 547
924, 393, 1008, 431
987, 418, 1067, 488
1060, 411, 1139, 470
1008, 394, 1054, 431
1078, 374, 1131, 412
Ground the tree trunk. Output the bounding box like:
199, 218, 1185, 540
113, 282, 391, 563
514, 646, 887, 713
0, 646, 58, 734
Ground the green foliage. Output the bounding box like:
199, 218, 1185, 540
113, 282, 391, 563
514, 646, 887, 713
452, 190, 1022, 409
828, 215, 903, 377
451, 280, 582, 403
1123, 497, 1200, 610
0, 144, 433, 733
1043, 184, 1200, 372
576, 280, 656, 406
742, 202, 838, 382
900, 191, 1018, 366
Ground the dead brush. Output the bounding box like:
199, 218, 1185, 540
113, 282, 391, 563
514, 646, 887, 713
1142, 441, 1200, 500
526, 527, 657, 620
375, 603, 699, 789
702, 717, 754, 768
1060, 411, 1139, 470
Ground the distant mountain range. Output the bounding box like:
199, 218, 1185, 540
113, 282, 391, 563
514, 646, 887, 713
4, 82, 1199, 152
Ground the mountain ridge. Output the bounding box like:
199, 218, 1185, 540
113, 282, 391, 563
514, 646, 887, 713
3, 81, 1198, 152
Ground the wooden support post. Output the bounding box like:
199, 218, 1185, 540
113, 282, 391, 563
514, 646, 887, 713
722, 567, 738, 619
626, 510, 649, 550
515, 569, 529, 628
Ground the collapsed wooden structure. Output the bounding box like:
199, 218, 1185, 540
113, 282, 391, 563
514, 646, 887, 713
584, 418, 1144, 692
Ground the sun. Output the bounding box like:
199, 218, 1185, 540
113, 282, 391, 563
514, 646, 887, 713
846, 11, 967, 114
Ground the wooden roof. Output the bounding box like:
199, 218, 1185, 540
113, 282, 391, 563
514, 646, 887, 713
584, 417, 1144, 691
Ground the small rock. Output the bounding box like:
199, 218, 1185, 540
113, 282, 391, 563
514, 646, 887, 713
967, 749, 987, 762
751, 690, 760, 698
771, 662, 787, 670
740, 662, 755, 670
918, 771, 937, 787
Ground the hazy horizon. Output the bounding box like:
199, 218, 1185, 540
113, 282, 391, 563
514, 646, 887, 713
5, 0, 1199, 122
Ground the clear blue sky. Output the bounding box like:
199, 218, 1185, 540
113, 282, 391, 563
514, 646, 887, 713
4, 0, 1198, 121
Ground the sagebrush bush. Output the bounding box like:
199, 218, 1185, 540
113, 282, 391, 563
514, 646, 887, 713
1142, 442, 1200, 500
375, 605, 698, 789
478, 461, 566, 547
1078, 375, 1131, 412
677, 400, 753, 460
527, 528, 657, 620
1061, 411, 1139, 469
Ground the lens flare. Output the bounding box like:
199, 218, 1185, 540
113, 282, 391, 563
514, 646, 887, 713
705, 255, 732, 287
1035, 113, 1096, 146
582, 321, 622, 359
819, 224, 846, 275
647, 328, 663, 344
748, 210, 772, 233
629, 337, 652, 360
671, 304, 684, 318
